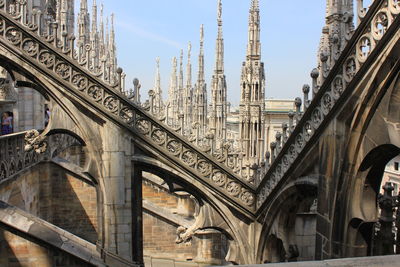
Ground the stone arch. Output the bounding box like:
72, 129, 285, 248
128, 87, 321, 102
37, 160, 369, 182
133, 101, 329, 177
14, 80, 50, 101
344, 144, 400, 257
0, 47, 120, 250
329, 45, 400, 258
133, 155, 254, 264
257, 178, 318, 263
0, 45, 110, 183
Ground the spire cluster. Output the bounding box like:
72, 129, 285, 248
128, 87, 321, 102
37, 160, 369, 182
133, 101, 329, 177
77, 0, 118, 84
8, 0, 121, 87
146, 0, 266, 182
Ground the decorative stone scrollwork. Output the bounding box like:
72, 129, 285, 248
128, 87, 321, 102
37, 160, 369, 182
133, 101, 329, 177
311, 108, 323, 128
38, 50, 55, 68
344, 56, 357, 82
357, 35, 373, 62
5, 27, 21, 45
8, 160, 15, 176
215, 152, 227, 163
135, 118, 151, 135
295, 134, 304, 153
24, 152, 31, 165
276, 164, 282, 177
87, 85, 103, 102
288, 145, 297, 163
197, 160, 212, 176
321, 92, 333, 115
72, 73, 88, 91
332, 75, 344, 99
103, 96, 119, 113
240, 190, 255, 206
120, 107, 134, 124
389, 0, 400, 14
24, 130, 47, 154
22, 38, 38, 56
282, 155, 289, 169
271, 173, 277, 187
226, 181, 241, 197
226, 155, 235, 169
372, 10, 390, 40
0, 161, 6, 180
151, 128, 166, 145
0, 18, 4, 33
181, 150, 196, 166
166, 139, 181, 156
211, 171, 226, 187
55, 61, 71, 80
303, 121, 313, 142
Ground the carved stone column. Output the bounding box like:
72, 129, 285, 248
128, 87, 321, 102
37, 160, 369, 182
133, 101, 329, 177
374, 183, 395, 255
100, 124, 134, 263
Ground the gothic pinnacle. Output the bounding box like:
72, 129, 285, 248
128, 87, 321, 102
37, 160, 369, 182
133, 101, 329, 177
186, 42, 192, 88
198, 24, 205, 82
155, 56, 161, 91
215, 0, 224, 72
80, 0, 88, 10
251, 0, 259, 10
200, 24, 204, 48
247, 0, 261, 59
217, 0, 222, 26
91, 0, 97, 34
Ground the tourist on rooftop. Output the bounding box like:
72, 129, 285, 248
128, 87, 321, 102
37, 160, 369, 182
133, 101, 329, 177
1, 111, 13, 135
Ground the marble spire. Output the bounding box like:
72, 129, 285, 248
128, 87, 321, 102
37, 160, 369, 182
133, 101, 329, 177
239, 0, 266, 175
193, 24, 208, 136
184, 42, 193, 131
210, 0, 227, 149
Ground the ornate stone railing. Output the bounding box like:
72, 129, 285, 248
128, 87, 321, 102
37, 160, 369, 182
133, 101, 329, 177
0, 131, 42, 182
256, 0, 400, 210
0, 2, 256, 214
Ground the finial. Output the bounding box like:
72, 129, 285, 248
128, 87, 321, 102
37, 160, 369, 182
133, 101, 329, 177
80, 0, 88, 10
188, 42, 192, 59
251, 0, 259, 9
91, 0, 98, 33
200, 24, 204, 44
100, 4, 104, 20
217, 0, 222, 20
106, 16, 109, 32
156, 56, 160, 67
171, 56, 177, 72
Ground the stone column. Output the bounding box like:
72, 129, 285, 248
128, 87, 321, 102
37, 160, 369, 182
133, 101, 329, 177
101, 124, 133, 262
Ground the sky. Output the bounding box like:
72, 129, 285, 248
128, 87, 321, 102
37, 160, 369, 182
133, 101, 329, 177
84, 0, 327, 106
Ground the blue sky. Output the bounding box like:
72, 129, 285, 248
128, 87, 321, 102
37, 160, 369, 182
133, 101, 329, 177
87, 0, 326, 106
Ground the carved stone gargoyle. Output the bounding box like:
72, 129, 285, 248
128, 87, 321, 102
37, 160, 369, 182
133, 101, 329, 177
24, 129, 48, 154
